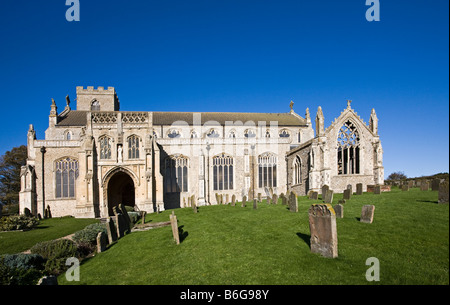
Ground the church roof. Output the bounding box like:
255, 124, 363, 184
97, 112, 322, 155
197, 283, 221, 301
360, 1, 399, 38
152, 112, 306, 126
56, 111, 306, 127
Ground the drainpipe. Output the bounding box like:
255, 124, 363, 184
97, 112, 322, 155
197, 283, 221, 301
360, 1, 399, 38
40, 146, 46, 218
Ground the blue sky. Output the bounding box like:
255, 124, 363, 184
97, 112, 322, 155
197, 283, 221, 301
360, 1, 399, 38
0, 0, 448, 178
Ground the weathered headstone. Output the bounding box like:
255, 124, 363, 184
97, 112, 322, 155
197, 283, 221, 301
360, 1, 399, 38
106, 217, 118, 244
289, 191, 298, 212
257, 193, 262, 203
420, 180, 429, 191
119, 204, 132, 232
360, 205, 375, 223
308, 204, 338, 258
113, 214, 126, 238
334, 204, 344, 218
321, 185, 329, 200
253, 199, 257, 209
169, 211, 180, 245
347, 184, 353, 194
408, 180, 414, 188
272, 194, 278, 205
438, 182, 449, 204
242, 195, 247, 207
323, 190, 334, 204
231, 194, 236, 206
343, 189, 352, 200
374, 185, 381, 195
96, 231, 108, 253
431, 179, 440, 191
225, 194, 229, 205
281, 193, 287, 205
401, 185, 409, 191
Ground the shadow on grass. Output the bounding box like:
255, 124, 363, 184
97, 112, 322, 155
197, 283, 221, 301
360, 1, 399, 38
296, 232, 310, 248
179, 225, 188, 243
416, 200, 439, 204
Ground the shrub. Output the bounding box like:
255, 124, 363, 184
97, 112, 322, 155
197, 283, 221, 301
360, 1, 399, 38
0, 214, 39, 231
72, 223, 107, 245
0, 254, 45, 285
30, 239, 79, 276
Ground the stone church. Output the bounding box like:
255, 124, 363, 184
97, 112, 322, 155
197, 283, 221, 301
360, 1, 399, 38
19, 86, 383, 218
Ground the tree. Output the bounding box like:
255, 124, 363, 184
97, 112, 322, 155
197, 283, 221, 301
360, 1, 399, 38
0, 145, 27, 206
387, 171, 407, 181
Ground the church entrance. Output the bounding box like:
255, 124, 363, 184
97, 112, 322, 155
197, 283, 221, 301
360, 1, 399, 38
107, 171, 135, 216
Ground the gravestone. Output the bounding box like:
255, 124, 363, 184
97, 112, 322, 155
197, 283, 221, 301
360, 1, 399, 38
420, 180, 429, 191
273, 194, 278, 205
321, 185, 329, 200
231, 194, 236, 206
106, 217, 118, 244
374, 185, 381, 195
401, 185, 409, 191
323, 190, 334, 204
96, 231, 108, 253
408, 180, 414, 188
242, 195, 247, 208
309, 191, 318, 200
281, 193, 287, 205
253, 199, 257, 209
360, 205, 375, 224
289, 191, 298, 212
169, 211, 180, 245
334, 204, 344, 218
258, 193, 262, 203
347, 184, 353, 194
119, 204, 132, 232
343, 189, 352, 200
308, 204, 338, 258
438, 182, 449, 204
113, 214, 126, 238
226, 194, 229, 205
431, 179, 440, 191
338, 199, 346, 205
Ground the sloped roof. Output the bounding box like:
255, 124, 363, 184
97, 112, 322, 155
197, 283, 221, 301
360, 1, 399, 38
152, 112, 306, 126
57, 111, 88, 126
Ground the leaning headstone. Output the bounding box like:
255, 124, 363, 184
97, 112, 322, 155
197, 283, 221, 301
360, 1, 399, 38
119, 204, 132, 232
321, 185, 329, 200
113, 214, 126, 238
323, 190, 334, 204
438, 182, 449, 204
169, 211, 180, 245
106, 217, 118, 244
242, 195, 247, 207
334, 204, 344, 218
374, 185, 381, 195
308, 204, 338, 258
431, 179, 440, 191
289, 191, 298, 212
360, 205, 375, 224
96, 231, 108, 253
356, 183, 363, 195
420, 180, 429, 191
231, 195, 236, 207
343, 189, 352, 200
253, 199, 257, 209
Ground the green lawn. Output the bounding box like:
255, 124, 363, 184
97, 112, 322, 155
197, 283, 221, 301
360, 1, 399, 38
0, 217, 99, 255
54, 188, 447, 285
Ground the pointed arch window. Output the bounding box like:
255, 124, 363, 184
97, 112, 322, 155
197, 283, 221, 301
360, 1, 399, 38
91, 100, 100, 111
337, 121, 360, 175
213, 153, 234, 191
293, 156, 301, 185
279, 129, 290, 138
55, 157, 79, 198
127, 135, 140, 159
164, 155, 188, 193
99, 135, 112, 159
258, 153, 277, 188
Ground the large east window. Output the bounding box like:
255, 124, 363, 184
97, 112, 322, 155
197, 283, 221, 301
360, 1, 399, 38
213, 153, 234, 191
337, 120, 360, 175
258, 152, 277, 188
55, 157, 79, 198
164, 155, 188, 193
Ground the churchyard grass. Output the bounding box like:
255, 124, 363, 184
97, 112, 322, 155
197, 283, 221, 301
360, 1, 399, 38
0, 217, 99, 255
57, 188, 448, 285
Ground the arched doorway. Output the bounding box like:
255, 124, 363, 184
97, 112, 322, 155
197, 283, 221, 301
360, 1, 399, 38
107, 171, 135, 216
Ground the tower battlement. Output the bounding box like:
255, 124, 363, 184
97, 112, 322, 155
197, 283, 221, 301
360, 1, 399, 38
76, 86, 120, 111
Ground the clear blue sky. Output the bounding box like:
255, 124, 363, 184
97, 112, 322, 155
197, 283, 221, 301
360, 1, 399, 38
0, 0, 448, 178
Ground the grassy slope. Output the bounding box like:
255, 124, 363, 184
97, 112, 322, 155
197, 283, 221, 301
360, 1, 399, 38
59, 188, 448, 285
0, 217, 99, 255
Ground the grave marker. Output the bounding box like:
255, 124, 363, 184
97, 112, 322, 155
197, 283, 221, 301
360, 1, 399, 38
360, 205, 375, 223
308, 204, 338, 258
